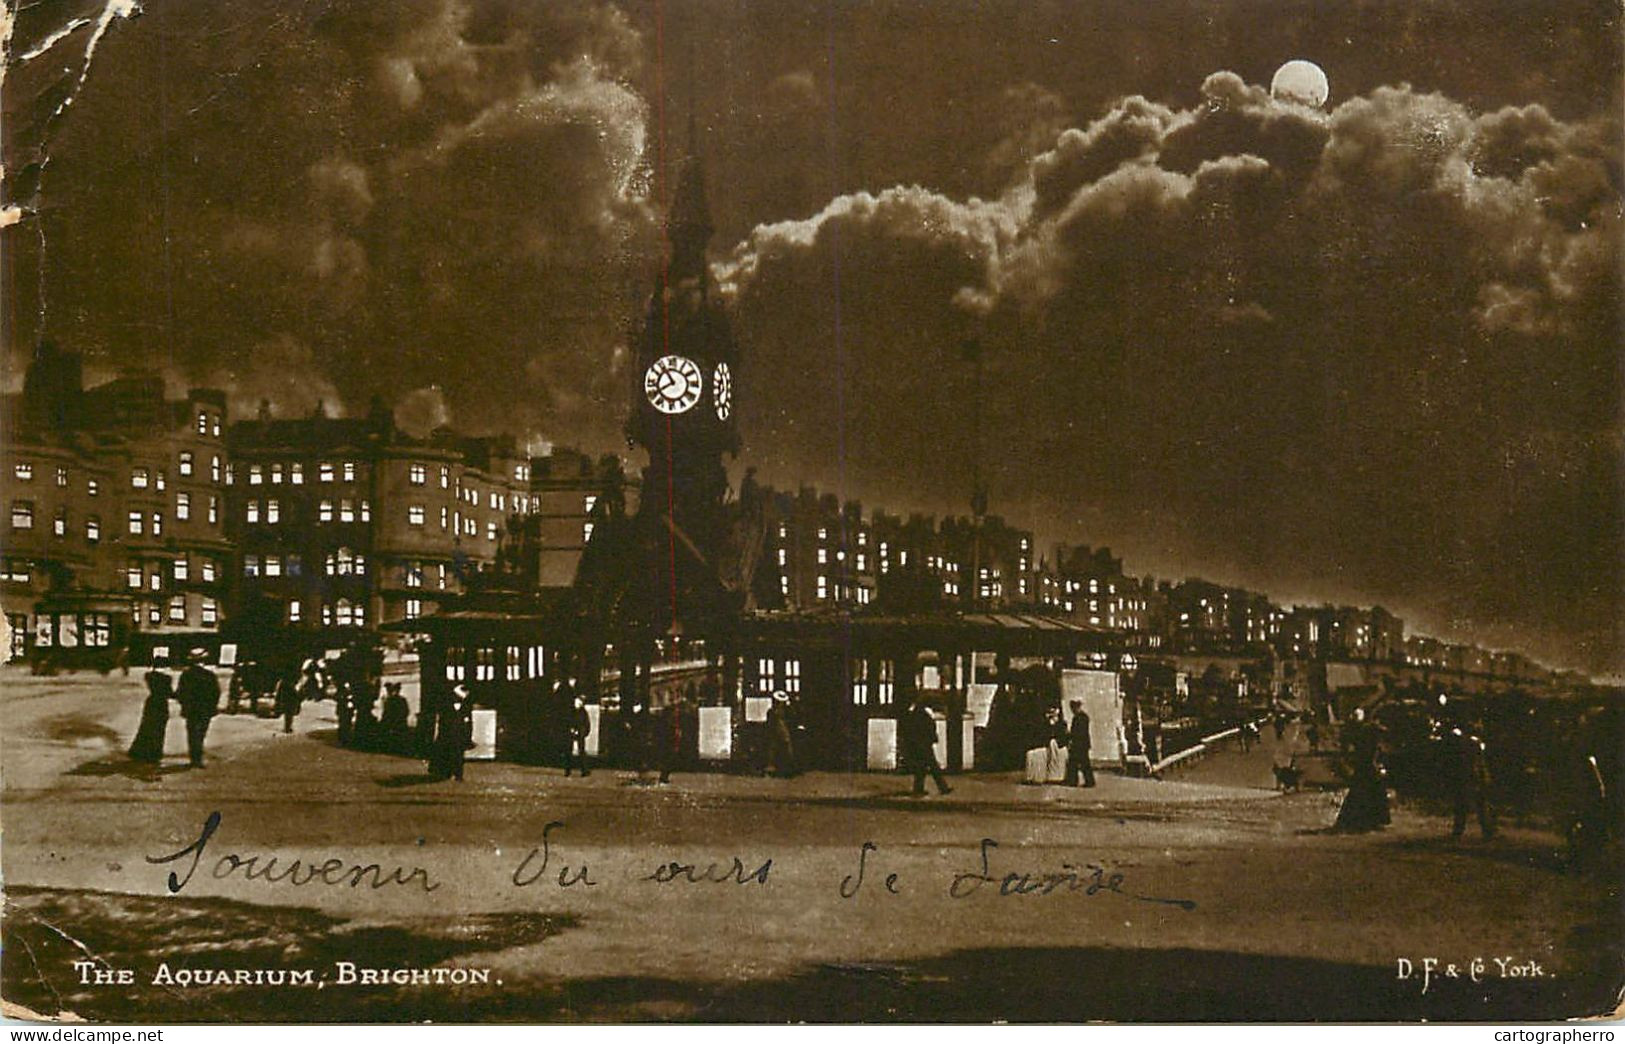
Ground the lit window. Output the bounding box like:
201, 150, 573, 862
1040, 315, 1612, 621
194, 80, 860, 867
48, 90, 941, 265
290, 462, 304, 485
360, 499, 371, 522
127, 510, 143, 535
319, 462, 334, 483
439, 466, 449, 489
266, 499, 280, 524
249, 464, 263, 485
777, 548, 786, 566
408, 505, 426, 526
488, 491, 499, 510
169, 597, 186, 622
445, 645, 465, 681
52, 510, 67, 537
817, 548, 828, 564
212, 415, 220, 438
409, 464, 427, 486
272, 463, 286, 484
438, 564, 447, 590
201, 598, 217, 625
319, 499, 334, 523
817, 575, 828, 600
244, 555, 260, 577
178, 451, 193, 476
475, 647, 495, 681
507, 646, 523, 681
126, 562, 142, 589
265, 555, 282, 578
86, 516, 100, 542
196, 410, 208, 435
288, 599, 302, 623
13, 463, 32, 481
342, 461, 356, 483
147, 603, 161, 625
405, 598, 422, 620
210, 456, 221, 483
208, 495, 218, 525
487, 521, 498, 542
132, 467, 150, 489
176, 492, 190, 521
55, 466, 68, 487
440, 506, 448, 530
88, 479, 99, 497
406, 562, 423, 588
337, 498, 354, 523
174, 557, 188, 582
583, 521, 595, 543
201, 558, 216, 582
246, 500, 260, 524
783, 658, 802, 694
336, 600, 355, 627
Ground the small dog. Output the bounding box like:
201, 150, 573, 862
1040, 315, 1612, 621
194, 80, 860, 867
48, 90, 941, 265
1273, 759, 1303, 792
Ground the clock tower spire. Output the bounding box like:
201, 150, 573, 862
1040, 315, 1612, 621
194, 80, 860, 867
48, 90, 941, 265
623, 107, 740, 639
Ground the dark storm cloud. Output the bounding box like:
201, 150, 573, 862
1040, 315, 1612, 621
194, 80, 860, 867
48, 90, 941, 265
720, 72, 1622, 671
6, 0, 658, 443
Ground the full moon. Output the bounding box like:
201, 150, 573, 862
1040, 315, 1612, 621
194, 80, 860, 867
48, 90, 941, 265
1270, 59, 1330, 108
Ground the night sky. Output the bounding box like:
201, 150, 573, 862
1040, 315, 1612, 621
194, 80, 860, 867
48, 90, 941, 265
3, 0, 1620, 673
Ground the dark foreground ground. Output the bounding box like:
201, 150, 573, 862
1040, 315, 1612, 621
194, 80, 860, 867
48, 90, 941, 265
3, 672, 1620, 1023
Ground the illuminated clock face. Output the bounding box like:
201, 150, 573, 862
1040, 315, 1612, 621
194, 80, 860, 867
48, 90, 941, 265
712, 362, 732, 421
644, 355, 703, 414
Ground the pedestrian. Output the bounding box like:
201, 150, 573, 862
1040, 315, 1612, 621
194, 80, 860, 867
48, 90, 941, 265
900, 695, 951, 796
1065, 699, 1097, 787
1306, 718, 1322, 753
128, 657, 173, 763
175, 651, 221, 768
1238, 717, 1252, 753
564, 695, 592, 777
227, 667, 244, 715
1332, 708, 1390, 832
765, 691, 798, 778
1273, 711, 1287, 742
429, 684, 472, 781
273, 673, 299, 734
1441, 721, 1494, 840
336, 680, 356, 746
655, 701, 682, 785
379, 682, 410, 751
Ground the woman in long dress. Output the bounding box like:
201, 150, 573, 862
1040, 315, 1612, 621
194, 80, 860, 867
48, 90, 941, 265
1333, 708, 1390, 832
128, 661, 173, 762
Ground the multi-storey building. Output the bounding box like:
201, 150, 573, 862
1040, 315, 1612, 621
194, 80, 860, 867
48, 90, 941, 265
1280, 604, 1405, 662
1, 344, 231, 662
226, 401, 533, 636
525, 447, 637, 589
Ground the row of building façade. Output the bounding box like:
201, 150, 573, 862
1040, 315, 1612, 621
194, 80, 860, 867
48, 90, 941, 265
1, 149, 1580, 774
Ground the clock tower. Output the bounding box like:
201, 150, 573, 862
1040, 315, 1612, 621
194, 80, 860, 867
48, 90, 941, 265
625, 136, 740, 636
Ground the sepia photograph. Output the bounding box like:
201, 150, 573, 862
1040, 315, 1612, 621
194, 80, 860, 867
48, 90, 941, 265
0, 0, 1621, 1026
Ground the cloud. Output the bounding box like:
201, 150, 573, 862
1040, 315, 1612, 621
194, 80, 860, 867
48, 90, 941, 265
394, 385, 452, 438
722, 69, 1622, 671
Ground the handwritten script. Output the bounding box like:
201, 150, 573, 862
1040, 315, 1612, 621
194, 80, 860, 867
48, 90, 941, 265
147, 812, 1196, 910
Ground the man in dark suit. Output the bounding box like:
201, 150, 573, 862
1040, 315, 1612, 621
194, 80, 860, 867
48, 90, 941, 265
176, 651, 222, 768
564, 693, 592, 778
1066, 699, 1096, 787
901, 696, 952, 797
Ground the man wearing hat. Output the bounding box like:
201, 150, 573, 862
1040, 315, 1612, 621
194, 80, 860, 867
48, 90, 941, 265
765, 691, 798, 778
176, 649, 222, 768
1065, 699, 1096, 787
